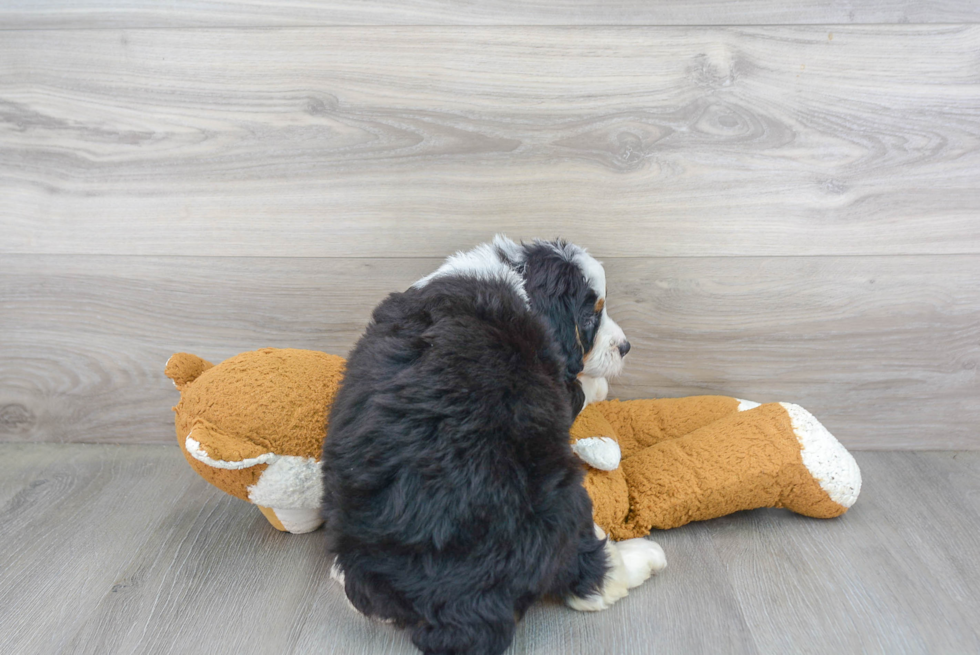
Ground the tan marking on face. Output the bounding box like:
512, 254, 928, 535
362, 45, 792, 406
594, 298, 605, 313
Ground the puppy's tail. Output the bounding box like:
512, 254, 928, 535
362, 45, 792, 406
411, 604, 516, 655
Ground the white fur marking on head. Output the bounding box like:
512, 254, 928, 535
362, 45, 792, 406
246, 455, 325, 509
571, 251, 607, 301
780, 402, 862, 508
490, 233, 527, 266
542, 240, 606, 301
546, 242, 628, 380
583, 310, 627, 379
412, 235, 529, 304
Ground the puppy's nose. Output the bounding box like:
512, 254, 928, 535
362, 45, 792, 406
618, 341, 631, 357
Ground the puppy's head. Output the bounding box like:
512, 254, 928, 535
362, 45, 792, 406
519, 238, 630, 381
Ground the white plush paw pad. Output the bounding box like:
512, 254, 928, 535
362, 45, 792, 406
780, 402, 862, 508
571, 436, 621, 470
270, 507, 324, 534
616, 538, 667, 588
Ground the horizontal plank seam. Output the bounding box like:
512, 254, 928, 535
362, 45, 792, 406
1, 23, 978, 32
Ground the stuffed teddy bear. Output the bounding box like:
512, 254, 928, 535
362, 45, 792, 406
165, 348, 861, 537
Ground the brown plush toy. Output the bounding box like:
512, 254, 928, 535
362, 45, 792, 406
166, 348, 861, 538
571, 397, 862, 540
166, 348, 344, 534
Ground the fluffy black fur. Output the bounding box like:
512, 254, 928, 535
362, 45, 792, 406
322, 245, 609, 655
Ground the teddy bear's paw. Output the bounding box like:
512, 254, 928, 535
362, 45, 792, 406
571, 436, 621, 470
565, 535, 630, 612
616, 538, 667, 588
579, 375, 609, 406
780, 402, 862, 509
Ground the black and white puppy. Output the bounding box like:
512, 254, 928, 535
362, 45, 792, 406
321, 236, 665, 655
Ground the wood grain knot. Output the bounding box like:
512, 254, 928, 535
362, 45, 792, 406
0, 404, 37, 434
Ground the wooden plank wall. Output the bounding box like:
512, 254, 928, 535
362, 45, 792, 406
1, 3, 978, 449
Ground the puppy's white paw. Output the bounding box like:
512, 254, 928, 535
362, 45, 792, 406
565, 525, 630, 612
331, 558, 396, 624
579, 375, 609, 406
571, 436, 621, 470
330, 558, 346, 586
616, 538, 667, 588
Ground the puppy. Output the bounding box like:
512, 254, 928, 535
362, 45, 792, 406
321, 236, 665, 655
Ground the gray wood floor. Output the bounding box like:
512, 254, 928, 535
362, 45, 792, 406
2, 444, 978, 654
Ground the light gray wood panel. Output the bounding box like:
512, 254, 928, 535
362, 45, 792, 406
611, 256, 980, 449
2, 254, 977, 448
1, 0, 978, 28
0, 256, 435, 446
3, 26, 979, 258
2, 445, 979, 653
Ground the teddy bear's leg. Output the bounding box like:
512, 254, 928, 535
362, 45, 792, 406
592, 396, 748, 458
618, 402, 861, 535
583, 467, 630, 536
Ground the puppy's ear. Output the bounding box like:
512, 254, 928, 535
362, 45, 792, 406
566, 376, 586, 416
523, 259, 587, 380
549, 295, 587, 378
529, 288, 589, 416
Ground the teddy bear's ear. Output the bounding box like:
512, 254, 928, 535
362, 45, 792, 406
184, 418, 275, 470
165, 353, 214, 391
